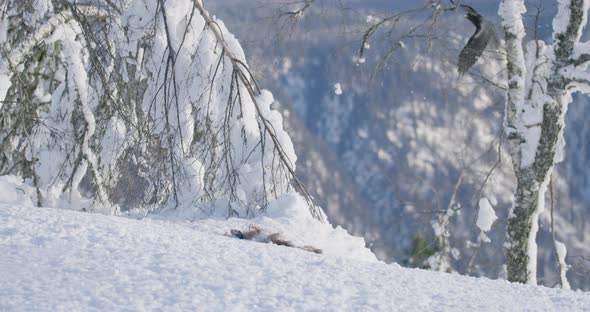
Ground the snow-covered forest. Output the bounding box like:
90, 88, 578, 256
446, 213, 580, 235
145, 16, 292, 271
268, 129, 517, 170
1, 0, 590, 309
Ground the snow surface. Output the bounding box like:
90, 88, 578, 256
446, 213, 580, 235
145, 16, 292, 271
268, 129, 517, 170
2, 204, 590, 311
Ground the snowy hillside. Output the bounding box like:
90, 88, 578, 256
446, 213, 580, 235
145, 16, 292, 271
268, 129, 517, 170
1, 204, 588, 311
2, 0, 589, 300
209, 0, 590, 289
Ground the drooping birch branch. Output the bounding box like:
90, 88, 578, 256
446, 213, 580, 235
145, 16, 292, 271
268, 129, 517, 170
193, 0, 323, 220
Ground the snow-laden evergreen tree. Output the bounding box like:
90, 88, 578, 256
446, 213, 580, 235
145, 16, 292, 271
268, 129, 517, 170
0, 0, 320, 218
499, 0, 589, 285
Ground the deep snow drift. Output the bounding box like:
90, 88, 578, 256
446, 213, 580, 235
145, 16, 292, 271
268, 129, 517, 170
1, 204, 588, 311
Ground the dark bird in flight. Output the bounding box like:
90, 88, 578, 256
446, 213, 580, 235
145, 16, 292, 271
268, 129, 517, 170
457, 5, 497, 75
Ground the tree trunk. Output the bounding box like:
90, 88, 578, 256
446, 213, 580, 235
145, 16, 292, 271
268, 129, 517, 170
506, 98, 563, 283
500, 0, 588, 283
506, 169, 539, 283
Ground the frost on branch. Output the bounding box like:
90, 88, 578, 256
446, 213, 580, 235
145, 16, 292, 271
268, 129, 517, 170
0, 0, 320, 218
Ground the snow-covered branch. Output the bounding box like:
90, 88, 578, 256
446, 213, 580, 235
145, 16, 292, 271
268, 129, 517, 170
498, 0, 527, 169
193, 0, 322, 220
0, 0, 321, 219
0, 5, 109, 104
552, 0, 590, 68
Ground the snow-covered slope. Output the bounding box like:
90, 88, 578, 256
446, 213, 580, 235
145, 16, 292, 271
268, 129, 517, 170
209, 0, 590, 289
1, 205, 588, 311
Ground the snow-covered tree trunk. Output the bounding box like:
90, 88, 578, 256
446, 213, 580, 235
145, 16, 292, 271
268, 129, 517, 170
499, 0, 589, 284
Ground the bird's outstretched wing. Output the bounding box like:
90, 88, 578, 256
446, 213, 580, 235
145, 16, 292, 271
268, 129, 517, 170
458, 32, 484, 75
457, 4, 498, 75
458, 23, 495, 75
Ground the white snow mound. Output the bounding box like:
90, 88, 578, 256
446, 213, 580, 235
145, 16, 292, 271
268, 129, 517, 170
1, 204, 590, 311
